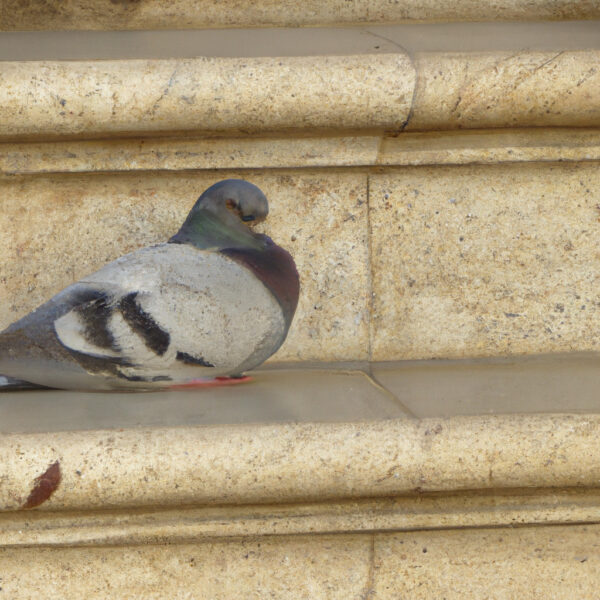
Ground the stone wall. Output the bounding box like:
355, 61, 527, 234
2, 50, 600, 363
2, 6, 600, 599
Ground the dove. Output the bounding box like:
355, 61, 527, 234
0, 179, 299, 391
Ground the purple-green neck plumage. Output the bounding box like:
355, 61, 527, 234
170, 179, 268, 251
170, 179, 299, 324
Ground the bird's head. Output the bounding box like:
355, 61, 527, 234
194, 179, 269, 224
170, 179, 270, 250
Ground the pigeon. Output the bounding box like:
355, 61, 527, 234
0, 179, 299, 391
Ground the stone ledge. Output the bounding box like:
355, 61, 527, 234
2, 414, 600, 512
2, 0, 599, 30
2, 51, 599, 141
0, 55, 415, 141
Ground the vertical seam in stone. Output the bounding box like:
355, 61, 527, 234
361, 533, 376, 600
366, 171, 375, 365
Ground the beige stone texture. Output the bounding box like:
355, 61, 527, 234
3, 17, 600, 600
2, 487, 600, 547
2, 415, 600, 512
373, 524, 600, 599
2, 51, 600, 140
409, 50, 600, 131
2, 525, 600, 598
2, 525, 599, 599
373, 354, 600, 417
2, 0, 599, 30
3, 354, 600, 432
370, 161, 600, 361
0, 535, 372, 599
377, 128, 600, 168
4, 129, 600, 176
0, 55, 414, 140
6, 141, 600, 364
0, 136, 382, 174
0, 170, 370, 362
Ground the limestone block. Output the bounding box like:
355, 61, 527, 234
373, 524, 600, 599
2, 50, 599, 138
1, 521, 599, 598
2, 415, 600, 512
2, 525, 600, 598
409, 50, 600, 130
0, 54, 414, 140
0, 535, 372, 599
0, 170, 370, 362
2, 0, 599, 30
370, 161, 600, 360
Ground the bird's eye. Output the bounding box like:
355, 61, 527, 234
241, 215, 256, 222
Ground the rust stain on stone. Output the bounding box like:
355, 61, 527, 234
22, 460, 61, 509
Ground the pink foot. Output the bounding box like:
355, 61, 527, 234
170, 375, 253, 389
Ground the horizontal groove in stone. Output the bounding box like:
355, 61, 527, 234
0, 55, 414, 140
377, 128, 600, 167
2, 23, 600, 61
2, 488, 600, 547
2, 415, 600, 512
2, 0, 599, 30
0, 136, 382, 174
2, 129, 600, 175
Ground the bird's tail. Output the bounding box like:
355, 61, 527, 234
0, 375, 49, 391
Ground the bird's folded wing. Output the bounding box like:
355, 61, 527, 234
54, 289, 174, 369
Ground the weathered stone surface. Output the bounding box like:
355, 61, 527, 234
0, 55, 414, 140
2, 486, 600, 547
0, 535, 372, 599
2, 50, 600, 139
370, 161, 600, 360
409, 50, 600, 130
2, 415, 600, 512
4, 129, 600, 176
377, 128, 600, 168
2, 521, 599, 597
373, 524, 600, 599
2, 0, 599, 30
0, 136, 381, 174
2, 13, 600, 600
